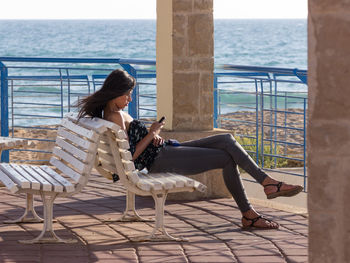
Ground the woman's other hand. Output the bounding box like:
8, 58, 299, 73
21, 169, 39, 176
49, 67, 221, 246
153, 135, 165, 147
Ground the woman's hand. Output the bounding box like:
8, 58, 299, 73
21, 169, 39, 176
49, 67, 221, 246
153, 135, 165, 147
149, 121, 164, 137
132, 120, 165, 160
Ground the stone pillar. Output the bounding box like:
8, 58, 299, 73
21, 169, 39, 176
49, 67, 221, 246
156, 0, 214, 131
308, 1, 350, 262
156, 0, 231, 200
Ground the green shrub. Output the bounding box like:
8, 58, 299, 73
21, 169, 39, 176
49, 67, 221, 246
236, 136, 289, 169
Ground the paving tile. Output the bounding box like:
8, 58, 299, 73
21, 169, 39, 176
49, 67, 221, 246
0, 255, 41, 262
41, 256, 90, 263
91, 250, 138, 261
187, 255, 236, 263
285, 255, 308, 263
0, 175, 308, 263
138, 255, 188, 263
135, 243, 183, 251
237, 255, 286, 263
283, 248, 308, 256
138, 249, 185, 256
233, 248, 281, 256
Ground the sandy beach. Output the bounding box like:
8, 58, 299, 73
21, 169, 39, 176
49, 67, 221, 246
9, 109, 306, 166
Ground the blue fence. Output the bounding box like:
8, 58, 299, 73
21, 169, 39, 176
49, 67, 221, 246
214, 65, 307, 189
0, 57, 308, 190
0, 57, 156, 163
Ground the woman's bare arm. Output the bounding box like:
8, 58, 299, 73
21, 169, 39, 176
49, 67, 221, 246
132, 121, 164, 160
108, 112, 164, 160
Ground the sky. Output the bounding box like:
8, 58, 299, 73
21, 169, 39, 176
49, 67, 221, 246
0, 0, 307, 20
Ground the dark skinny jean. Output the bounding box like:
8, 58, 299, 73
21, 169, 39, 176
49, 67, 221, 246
149, 134, 268, 213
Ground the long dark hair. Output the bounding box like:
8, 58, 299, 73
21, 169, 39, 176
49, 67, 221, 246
77, 69, 136, 119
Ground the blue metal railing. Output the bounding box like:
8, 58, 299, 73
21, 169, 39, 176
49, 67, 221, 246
0, 57, 308, 190
214, 65, 308, 190
0, 57, 156, 163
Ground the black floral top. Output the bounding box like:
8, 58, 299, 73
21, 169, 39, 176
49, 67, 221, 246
127, 120, 165, 171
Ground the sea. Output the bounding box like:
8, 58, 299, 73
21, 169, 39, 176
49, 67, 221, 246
0, 19, 307, 67
0, 19, 307, 126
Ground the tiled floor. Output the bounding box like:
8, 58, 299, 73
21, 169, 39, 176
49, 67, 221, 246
0, 174, 308, 263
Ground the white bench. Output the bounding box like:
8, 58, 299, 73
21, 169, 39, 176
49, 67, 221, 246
83, 115, 207, 242
0, 115, 107, 244
0, 113, 206, 243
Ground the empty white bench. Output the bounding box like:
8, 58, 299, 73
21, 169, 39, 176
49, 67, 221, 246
0, 115, 107, 244
76, 114, 207, 242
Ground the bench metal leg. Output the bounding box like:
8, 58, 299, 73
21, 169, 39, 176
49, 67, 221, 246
19, 193, 77, 244
131, 192, 188, 242
105, 190, 153, 222
4, 193, 44, 224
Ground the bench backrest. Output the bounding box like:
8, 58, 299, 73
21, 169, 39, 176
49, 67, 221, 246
91, 117, 176, 193
50, 113, 107, 192
93, 120, 138, 185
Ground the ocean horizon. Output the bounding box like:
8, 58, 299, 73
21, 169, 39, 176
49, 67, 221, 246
0, 19, 307, 69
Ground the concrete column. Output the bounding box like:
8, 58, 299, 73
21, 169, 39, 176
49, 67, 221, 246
156, 0, 214, 131
156, 0, 230, 200
308, 1, 350, 262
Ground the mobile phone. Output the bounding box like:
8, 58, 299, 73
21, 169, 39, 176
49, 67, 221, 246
158, 116, 166, 123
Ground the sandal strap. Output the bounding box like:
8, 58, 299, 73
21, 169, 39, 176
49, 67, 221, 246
263, 181, 283, 192
243, 215, 262, 227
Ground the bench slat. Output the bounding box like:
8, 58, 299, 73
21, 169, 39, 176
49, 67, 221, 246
120, 150, 132, 161
122, 160, 135, 172
117, 140, 130, 150
57, 127, 94, 151
21, 165, 52, 191
0, 170, 19, 193
56, 137, 94, 163
100, 135, 130, 150
97, 142, 110, 152
40, 165, 75, 192
193, 181, 207, 193
115, 130, 127, 140
30, 166, 64, 193
66, 114, 108, 133
98, 160, 118, 175
52, 147, 86, 174
97, 151, 114, 165
66, 113, 120, 133
170, 173, 195, 188
99, 134, 112, 145
147, 173, 185, 188
0, 164, 30, 189
126, 171, 140, 184
146, 173, 175, 190
138, 173, 162, 191
10, 164, 41, 190
61, 118, 98, 141
50, 157, 84, 184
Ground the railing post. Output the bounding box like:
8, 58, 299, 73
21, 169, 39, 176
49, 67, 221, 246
303, 98, 307, 191
260, 80, 265, 167
121, 64, 138, 119
213, 75, 218, 128
254, 79, 259, 163
0, 61, 9, 162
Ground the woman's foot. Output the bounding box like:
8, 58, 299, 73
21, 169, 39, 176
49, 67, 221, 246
262, 178, 303, 199
241, 209, 279, 229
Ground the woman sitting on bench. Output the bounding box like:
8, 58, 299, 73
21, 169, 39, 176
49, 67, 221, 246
77, 69, 303, 230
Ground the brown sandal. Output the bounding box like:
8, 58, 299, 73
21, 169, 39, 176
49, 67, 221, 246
264, 182, 303, 199
242, 215, 279, 230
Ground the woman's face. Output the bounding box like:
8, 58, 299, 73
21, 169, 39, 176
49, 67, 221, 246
110, 89, 133, 110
